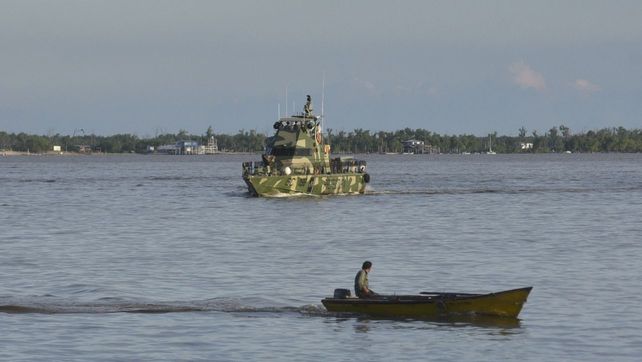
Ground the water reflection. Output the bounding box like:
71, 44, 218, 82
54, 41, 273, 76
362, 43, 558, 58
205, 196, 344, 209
328, 314, 522, 333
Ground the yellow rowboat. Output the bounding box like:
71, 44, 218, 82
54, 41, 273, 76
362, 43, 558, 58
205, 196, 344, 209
321, 287, 532, 318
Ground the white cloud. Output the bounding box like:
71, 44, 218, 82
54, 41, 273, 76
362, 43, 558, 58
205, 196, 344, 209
349, 78, 379, 96
392, 85, 412, 96
509, 61, 546, 92
573, 79, 601, 94
391, 83, 438, 97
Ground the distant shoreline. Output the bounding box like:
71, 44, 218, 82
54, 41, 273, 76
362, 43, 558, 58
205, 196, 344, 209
1, 150, 257, 157
4, 150, 641, 157
3, 126, 642, 153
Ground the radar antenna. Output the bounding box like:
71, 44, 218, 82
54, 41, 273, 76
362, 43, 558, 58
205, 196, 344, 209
321, 74, 325, 132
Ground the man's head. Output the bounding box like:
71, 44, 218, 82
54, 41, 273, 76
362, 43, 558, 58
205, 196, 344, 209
362, 261, 372, 271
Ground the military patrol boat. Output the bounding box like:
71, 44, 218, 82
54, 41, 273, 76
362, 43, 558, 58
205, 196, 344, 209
242, 96, 370, 197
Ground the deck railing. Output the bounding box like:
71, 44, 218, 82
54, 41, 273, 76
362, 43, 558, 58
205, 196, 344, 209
243, 159, 367, 177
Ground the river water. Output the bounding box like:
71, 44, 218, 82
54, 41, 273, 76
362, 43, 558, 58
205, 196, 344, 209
1, 153, 641, 361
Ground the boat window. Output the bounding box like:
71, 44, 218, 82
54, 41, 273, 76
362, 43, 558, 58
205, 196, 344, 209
294, 148, 313, 156
270, 146, 312, 157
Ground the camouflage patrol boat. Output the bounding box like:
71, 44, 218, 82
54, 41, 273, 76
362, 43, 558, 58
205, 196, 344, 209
242, 96, 370, 197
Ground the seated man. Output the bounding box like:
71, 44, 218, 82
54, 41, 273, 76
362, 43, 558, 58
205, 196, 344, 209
354, 261, 378, 298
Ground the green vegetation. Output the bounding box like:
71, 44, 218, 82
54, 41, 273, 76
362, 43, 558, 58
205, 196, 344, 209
2, 125, 642, 154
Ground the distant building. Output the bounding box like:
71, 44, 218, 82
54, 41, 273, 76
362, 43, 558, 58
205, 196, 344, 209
156, 140, 201, 155
77, 145, 92, 153
520, 142, 533, 150
157, 144, 179, 154
202, 135, 219, 154
177, 140, 199, 154
402, 139, 424, 154
402, 139, 440, 154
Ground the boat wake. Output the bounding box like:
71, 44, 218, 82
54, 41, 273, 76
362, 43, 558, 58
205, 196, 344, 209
0, 296, 522, 327
0, 296, 328, 316
366, 185, 642, 196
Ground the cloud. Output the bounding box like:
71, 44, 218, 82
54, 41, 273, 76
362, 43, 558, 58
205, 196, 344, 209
573, 79, 601, 94
349, 77, 380, 96
509, 61, 546, 92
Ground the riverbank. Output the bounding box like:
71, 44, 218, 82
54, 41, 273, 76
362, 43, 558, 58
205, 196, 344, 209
1, 150, 82, 156
1, 150, 257, 157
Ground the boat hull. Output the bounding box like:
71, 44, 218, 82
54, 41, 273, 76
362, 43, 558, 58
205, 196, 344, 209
321, 287, 532, 318
244, 173, 367, 197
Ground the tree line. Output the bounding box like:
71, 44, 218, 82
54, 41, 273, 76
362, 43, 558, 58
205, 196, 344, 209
325, 126, 642, 154
2, 125, 642, 154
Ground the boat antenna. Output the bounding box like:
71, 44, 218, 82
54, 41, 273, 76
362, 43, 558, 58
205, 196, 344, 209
321, 73, 325, 133
285, 86, 288, 117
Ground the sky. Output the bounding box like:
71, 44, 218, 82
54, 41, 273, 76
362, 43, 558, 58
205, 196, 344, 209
1, 0, 641, 137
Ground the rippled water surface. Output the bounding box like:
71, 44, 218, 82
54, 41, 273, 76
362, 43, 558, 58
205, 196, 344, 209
2, 153, 641, 361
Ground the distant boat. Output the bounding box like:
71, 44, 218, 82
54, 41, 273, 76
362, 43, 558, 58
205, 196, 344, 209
487, 134, 496, 154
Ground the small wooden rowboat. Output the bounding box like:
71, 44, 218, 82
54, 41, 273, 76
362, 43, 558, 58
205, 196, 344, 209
321, 286, 532, 318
